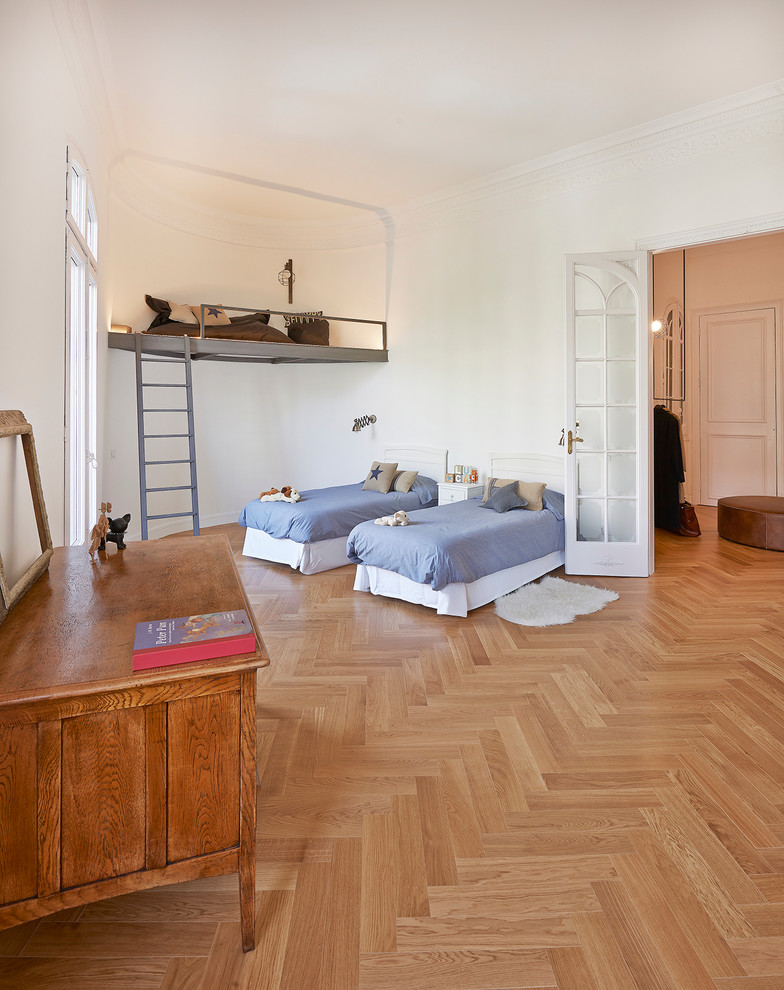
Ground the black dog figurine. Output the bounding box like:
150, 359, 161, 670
100, 513, 131, 551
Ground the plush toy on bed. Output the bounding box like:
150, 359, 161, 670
374, 510, 410, 526
259, 486, 301, 503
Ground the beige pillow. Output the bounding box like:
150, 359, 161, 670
191, 305, 231, 326
362, 461, 398, 493
483, 476, 546, 511
517, 480, 547, 511
392, 469, 418, 493
167, 300, 198, 325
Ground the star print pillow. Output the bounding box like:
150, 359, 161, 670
190, 305, 231, 326
362, 461, 398, 493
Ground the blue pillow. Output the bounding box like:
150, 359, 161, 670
542, 488, 564, 520
479, 481, 528, 513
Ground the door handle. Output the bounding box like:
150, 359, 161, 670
567, 430, 584, 455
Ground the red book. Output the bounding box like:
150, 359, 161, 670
132, 609, 256, 671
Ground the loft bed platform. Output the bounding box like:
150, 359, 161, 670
108, 331, 389, 364
108, 305, 388, 365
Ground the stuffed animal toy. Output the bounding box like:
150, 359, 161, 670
259, 486, 301, 503
88, 501, 112, 558
374, 510, 410, 526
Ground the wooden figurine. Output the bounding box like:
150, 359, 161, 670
88, 502, 112, 559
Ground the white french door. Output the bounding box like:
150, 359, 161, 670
65, 149, 98, 546
65, 236, 97, 545
564, 252, 652, 577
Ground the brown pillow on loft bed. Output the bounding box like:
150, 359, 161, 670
287, 318, 330, 346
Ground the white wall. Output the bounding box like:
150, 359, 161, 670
0, 3, 109, 563
104, 118, 784, 540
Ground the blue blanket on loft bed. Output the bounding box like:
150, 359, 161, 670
346, 491, 565, 591
238, 476, 438, 543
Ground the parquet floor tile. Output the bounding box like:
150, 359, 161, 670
4, 508, 784, 989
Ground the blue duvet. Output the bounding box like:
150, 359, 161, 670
238, 476, 438, 543
346, 493, 564, 591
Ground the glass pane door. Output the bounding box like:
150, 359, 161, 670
564, 253, 652, 577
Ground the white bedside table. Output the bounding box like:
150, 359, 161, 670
438, 481, 484, 505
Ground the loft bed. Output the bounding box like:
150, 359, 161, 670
108, 300, 388, 365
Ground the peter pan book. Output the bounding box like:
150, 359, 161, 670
132, 609, 256, 670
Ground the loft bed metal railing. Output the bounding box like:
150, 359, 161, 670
195, 305, 387, 350
108, 305, 388, 365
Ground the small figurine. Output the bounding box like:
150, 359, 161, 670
88, 502, 112, 559
105, 513, 131, 550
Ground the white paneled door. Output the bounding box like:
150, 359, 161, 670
698, 307, 777, 504
564, 253, 652, 578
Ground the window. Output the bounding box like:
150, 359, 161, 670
65, 149, 98, 546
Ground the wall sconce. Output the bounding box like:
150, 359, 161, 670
278, 258, 295, 304
651, 318, 669, 337
352, 414, 376, 432
111, 323, 133, 333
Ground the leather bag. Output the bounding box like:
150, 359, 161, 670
679, 501, 701, 537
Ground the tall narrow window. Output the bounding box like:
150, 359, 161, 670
65, 149, 98, 546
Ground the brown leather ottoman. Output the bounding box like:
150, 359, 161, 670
717, 496, 784, 551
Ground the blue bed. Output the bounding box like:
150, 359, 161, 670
239, 445, 446, 574
349, 453, 565, 616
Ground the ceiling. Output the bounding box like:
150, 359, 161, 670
87, 0, 784, 222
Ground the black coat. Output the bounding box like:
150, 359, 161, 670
653, 405, 684, 533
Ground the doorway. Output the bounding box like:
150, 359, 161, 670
652, 231, 784, 508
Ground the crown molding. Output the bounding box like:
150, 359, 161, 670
389, 81, 784, 239
638, 211, 784, 252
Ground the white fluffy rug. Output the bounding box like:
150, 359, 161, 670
495, 576, 619, 627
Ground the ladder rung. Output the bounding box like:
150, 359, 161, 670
145, 485, 195, 493
147, 512, 196, 520
136, 333, 199, 539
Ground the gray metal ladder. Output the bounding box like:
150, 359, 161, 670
134, 335, 200, 540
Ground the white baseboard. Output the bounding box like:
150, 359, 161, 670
127, 509, 241, 544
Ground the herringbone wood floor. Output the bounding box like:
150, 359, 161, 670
4, 508, 784, 989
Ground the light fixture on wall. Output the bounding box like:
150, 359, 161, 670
111, 323, 132, 333
352, 414, 376, 432
278, 259, 295, 304
651, 318, 669, 337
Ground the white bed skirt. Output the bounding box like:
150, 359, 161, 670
241, 527, 351, 574
353, 550, 565, 618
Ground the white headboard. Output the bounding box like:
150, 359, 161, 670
488, 452, 564, 494
384, 445, 448, 483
